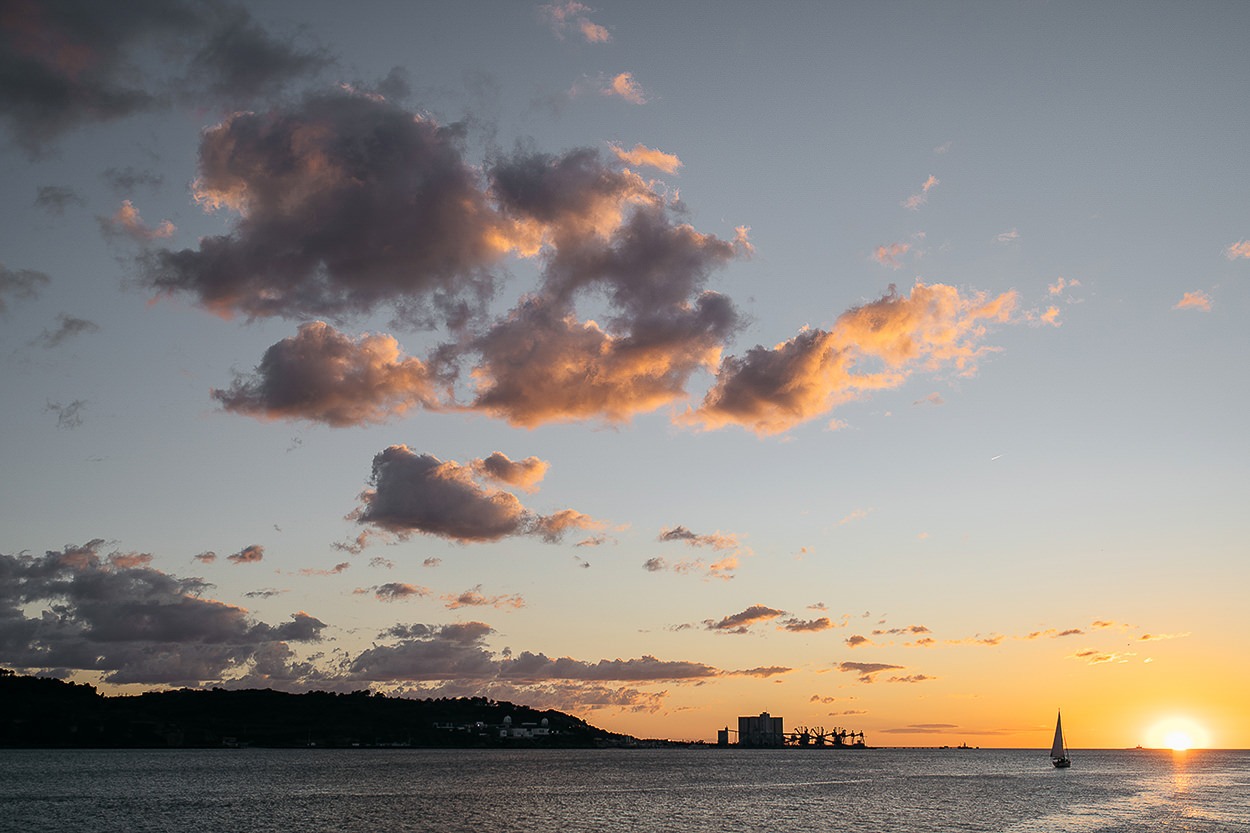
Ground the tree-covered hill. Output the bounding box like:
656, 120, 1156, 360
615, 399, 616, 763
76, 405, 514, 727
0, 669, 634, 748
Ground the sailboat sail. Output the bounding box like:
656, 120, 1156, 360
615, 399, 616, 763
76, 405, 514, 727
1050, 712, 1065, 758
1050, 710, 1070, 767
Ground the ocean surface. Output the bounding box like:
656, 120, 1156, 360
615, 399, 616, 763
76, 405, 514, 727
1, 747, 1247, 833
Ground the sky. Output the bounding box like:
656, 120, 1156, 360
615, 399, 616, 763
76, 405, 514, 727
2, 0, 1248, 749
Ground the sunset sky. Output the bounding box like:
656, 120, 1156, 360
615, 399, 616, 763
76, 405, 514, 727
2, 0, 1248, 749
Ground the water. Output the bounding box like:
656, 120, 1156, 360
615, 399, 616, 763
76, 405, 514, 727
1, 747, 1247, 832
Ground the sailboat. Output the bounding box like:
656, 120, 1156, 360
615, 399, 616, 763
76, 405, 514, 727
1050, 709, 1071, 768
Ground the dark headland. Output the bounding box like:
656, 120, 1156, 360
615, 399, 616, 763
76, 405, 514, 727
0, 668, 659, 749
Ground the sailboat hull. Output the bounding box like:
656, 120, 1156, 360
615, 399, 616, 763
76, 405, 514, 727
1051, 757, 1071, 769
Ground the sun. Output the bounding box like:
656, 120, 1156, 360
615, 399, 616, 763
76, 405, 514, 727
1163, 731, 1192, 751
1146, 717, 1210, 751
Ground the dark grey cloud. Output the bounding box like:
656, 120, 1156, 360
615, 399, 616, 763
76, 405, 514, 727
353, 445, 602, 545
837, 661, 904, 683
355, 446, 530, 542
142, 89, 505, 324
704, 604, 786, 634
212, 321, 443, 426
34, 185, 85, 214
100, 166, 164, 193
33, 313, 98, 348
0, 0, 327, 155
182, 4, 331, 102
0, 541, 322, 686
226, 544, 264, 564
0, 263, 50, 312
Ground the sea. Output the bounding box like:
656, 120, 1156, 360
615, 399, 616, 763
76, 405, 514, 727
1, 747, 1247, 833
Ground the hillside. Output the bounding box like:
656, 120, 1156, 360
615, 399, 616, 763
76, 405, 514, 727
0, 669, 634, 748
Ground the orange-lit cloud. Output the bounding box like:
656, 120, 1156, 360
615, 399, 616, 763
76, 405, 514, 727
658, 525, 741, 551
873, 241, 911, 269
213, 322, 441, 427
101, 200, 175, 241
609, 142, 682, 173
532, 509, 607, 543
901, 175, 939, 210
604, 72, 646, 104
298, 561, 350, 576
442, 585, 525, 610
1225, 239, 1250, 259
689, 282, 1017, 435
1048, 276, 1082, 295
1173, 290, 1212, 312
539, 2, 610, 42
845, 634, 872, 648
1024, 305, 1062, 326
471, 452, 550, 493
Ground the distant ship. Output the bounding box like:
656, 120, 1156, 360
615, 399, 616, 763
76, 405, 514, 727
1050, 710, 1071, 768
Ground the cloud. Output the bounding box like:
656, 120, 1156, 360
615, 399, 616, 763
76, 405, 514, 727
838, 508, 870, 526
705, 604, 786, 634
872, 625, 931, 637
193, 551, 217, 563
470, 452, 550, 493
531, 509, 607, 543
780, 617, 835, 632
0, 263, 50, 312
350, 621, 721, 691
297, 562, 350, 577
44, 399, 86, 429
1173, 290, 1212, 312
845, 634, 872, 648
644, 555, 738, 581
658, 526, 741, 551
836, 661, 904, 683
352, 445, 601, 544
212, 322, 443, 427
887, 674, 934, 684
363, 582, 430, 602
99, 200, 175, 241
1024, 306, 1062, 327
227, 544, 264, 564
1225, 240, 1250, 260
34, 185, 85, 214
441, 585, 524, 610
33, 314, 99, 348
183, 136, 746, 430
913, 391, 943, 407
735, 666, 791, 678
142, 89, 509, 323
539, 2, 610, 43
1048, 276, 1081, 296
0, 1, 328, 155
873, 242, 911, 269
609, 143, 682, 174
901, 175, 938, 210
604, 72, 646, 104
688, 282, 1017, 435
244, 588, 285, 599
0, 541, 322, 686
101, 166, 164, 193
354, 446, 530, 542
996, 228, 1020, 243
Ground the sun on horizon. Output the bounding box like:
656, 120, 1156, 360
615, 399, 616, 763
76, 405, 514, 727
1146, 717, 1211, 751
